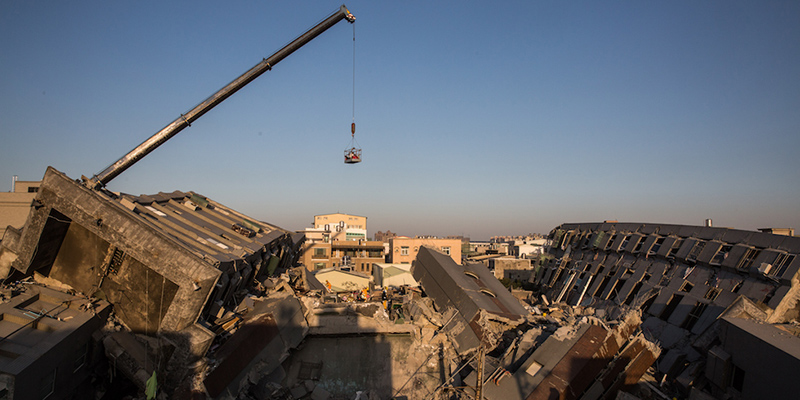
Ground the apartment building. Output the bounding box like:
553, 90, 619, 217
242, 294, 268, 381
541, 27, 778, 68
300, 239, 384, 274
312, 213, 367, 241
535, 222, 800, 397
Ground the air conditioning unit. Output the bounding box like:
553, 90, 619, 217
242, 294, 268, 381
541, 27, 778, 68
758, 262, 773, 275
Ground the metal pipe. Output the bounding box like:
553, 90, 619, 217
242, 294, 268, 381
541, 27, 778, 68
87, 5, 355, 189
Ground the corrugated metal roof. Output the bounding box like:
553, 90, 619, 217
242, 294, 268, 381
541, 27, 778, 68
115, 191, 290, 264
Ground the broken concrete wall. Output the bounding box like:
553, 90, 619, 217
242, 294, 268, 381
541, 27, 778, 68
480, 312, 658, 400
204, 294, 308, 399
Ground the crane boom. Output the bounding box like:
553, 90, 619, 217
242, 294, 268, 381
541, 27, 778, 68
86, 5, 355, 189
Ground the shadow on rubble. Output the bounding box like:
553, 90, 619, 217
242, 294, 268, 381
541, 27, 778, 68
270, 291, 428, 400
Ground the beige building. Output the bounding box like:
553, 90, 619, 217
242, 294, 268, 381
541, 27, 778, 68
388, 237, 462, 264
312, 212, 367, 241
489, 256, 533, 281
300, 240, 385, 274
0, 179, 41, 239
300, 213, 382, 273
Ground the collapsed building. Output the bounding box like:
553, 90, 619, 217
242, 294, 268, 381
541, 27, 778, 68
536, 222, 800, 399
0, 167, 302, 396
411, 246, 661, 400
0, 184, 675, 400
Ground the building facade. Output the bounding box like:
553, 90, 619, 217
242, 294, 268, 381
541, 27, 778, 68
388, 237, 462, 264
312, 213, 367, 241
0, 180, 41, 239
299, 239, 384, 274
535, 222, 800, 396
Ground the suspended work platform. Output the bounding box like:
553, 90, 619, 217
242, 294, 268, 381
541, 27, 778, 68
344, 147, 362, 164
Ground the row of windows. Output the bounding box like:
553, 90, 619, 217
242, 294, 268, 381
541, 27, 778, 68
397, 246, 451, 256
556, 230, 796, 278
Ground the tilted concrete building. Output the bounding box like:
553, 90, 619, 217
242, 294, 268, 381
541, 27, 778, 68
0, 167, 303, 393
536, 222, 800, 396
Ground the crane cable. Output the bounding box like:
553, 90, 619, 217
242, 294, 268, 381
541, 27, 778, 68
351, 22, 356, 139
347, 23, 360, 152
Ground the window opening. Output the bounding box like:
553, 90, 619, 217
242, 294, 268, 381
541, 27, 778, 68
650, 237, 665, 256
736, 248, 760, 270
594, 275, 612, 298
39, 368, 56, 400
633, 236, 646, 253
679, 281, 694, 293
704, 287, 722, 301
666, 239, 683, 259
710, 245, 732, 265
624, 281, 644, 305
607, 279, 626, 301
620, 235, 631, 250
605, 234, 618, 251
73, 342, 89, 372
687, 241, 706, 262
660, 294, 684, 320
641, 294, 657, 315
771, 253, 796, 277
681, 302, 708, 331
731, 365, 745, 392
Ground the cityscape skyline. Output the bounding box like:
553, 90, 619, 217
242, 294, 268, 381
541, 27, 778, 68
2, 1, 798, 240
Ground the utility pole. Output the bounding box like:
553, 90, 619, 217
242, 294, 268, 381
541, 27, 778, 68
475, 343, 484, 400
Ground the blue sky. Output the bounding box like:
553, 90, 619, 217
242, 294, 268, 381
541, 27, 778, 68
2, 1, 799, 240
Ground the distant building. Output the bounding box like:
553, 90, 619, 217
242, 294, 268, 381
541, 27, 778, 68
373, 230, 397, 242
0, 179, 41, 239
468, 241, 492, 256
299, 213, 383, 273
312, 213, 367, 241
299, 239, 384, 274
388, 237, 462, 264
489, 256, 532, 281
758, 227, 795, 237
372, 263, 418, 288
